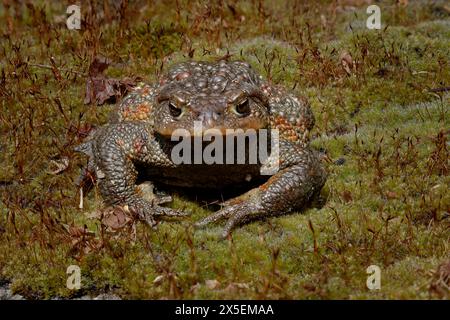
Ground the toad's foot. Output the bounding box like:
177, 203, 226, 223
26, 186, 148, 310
194, 198, 263, 239
128, 197, 189, 228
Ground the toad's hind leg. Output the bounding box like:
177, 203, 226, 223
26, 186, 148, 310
195, 144, 326, 238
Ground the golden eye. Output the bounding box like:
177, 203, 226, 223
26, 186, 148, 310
169, 102, 182, 118
234, 99, 251, 116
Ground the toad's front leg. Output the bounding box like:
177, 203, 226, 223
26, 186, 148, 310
195, 141, 326, 238
90, 122, 187, 226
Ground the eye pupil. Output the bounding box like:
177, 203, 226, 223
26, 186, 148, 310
169, 103, 182, 117
236, 99, 250, 115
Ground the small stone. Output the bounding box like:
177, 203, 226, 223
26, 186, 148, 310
190, 283, 201, 294
0, 286, 12, 300
153, 275, 165, 286
205, 279, 220, 290
386, 191, 398, 199
75, 295, 93, 300
94, 293, 121, 300
334, 157, 346, 166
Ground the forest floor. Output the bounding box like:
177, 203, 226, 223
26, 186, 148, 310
0, 0, 449, 299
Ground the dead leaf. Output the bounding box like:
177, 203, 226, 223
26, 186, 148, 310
386, 191, 398, 199
429, 260, 450, 298
84, 56, 141, 105
223, 282, 250, 294
101, 206, 133, 231
341, 190, 353, 203
190, 283, 201, 294
340, 51, 354, 75
85, 205, 133, 231
88, 56, 111, 77
84, 77, 115, 105
49, 157, 69, 175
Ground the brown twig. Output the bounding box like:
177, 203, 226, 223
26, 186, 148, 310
429, 87, 450, 93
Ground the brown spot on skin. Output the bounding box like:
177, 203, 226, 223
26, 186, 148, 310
272, 116, 302, 143
141, 87, 151, 95
259, 174, 281, 191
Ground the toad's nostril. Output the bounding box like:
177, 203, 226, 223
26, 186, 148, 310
198, 111, 221, 126
213, 112, 221, 120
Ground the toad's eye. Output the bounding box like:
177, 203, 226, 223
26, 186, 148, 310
169, 102, 182, 118
233, 99, 251, 116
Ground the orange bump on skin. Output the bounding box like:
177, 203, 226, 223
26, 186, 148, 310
224, 197, 246, 206
273, 116, 299, 143
259, 181, 270, 191
141, 87, 151, 95
137, 102, 151, 113
122, 103, 152, 121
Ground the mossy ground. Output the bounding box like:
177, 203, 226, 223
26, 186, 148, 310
0, 0, 449, 299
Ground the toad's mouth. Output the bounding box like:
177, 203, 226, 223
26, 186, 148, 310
155, 118, 268, 138
153, 121, 279, 175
